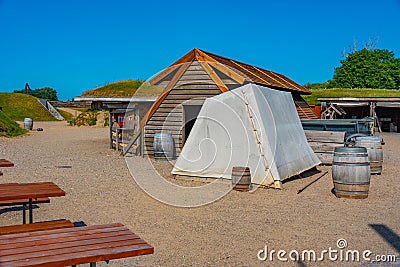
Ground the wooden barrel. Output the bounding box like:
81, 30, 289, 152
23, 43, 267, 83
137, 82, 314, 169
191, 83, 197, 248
231, 167, 251, 192
332, 147, 370, 199
23, 118, 33, 130
153, 133, 175, 160
355, 136, 383, 175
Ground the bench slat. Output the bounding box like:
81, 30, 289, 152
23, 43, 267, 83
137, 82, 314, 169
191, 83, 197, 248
0, 220, 73, 235
0, 234, 143, 256
0, 182, 65, 201
0, 228, 136, 250
0, 197, 50, 207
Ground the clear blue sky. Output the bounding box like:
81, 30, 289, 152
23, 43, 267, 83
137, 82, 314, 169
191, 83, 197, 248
1, 0, 399, 100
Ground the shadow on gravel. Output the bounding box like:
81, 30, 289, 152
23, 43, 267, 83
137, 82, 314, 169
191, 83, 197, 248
0, 204, 40, 215
282, 167, 322, 184
369, 224, 400, 253
73, 221, 87, 227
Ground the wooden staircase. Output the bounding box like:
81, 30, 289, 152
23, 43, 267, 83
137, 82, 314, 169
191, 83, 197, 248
295, 101, 318, 120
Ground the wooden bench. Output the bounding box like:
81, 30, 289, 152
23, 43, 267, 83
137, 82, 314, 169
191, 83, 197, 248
0, 159, 14, 167
0, 183, 51, 224
0, 223, 154, 266
0, 183, 50, 207
0, 219, 74, 235
0, 182, 65, 224
0, 197, 50, 207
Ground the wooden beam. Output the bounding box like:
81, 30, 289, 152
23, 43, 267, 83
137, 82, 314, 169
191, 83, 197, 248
295, 102, 311, 119
149, 64, 180, 85
229, 60, 273, 86
199, 61, 229, 93
209, 62, 246, 84
304, 130, 346, 143
253, 66, 288, 88
139, 62, 191, 129
195, 49, 246, 84
123, 130, 142, 156
171, 48, 196, 66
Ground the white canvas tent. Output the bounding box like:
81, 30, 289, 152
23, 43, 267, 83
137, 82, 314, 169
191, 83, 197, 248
172, 83, 320, 187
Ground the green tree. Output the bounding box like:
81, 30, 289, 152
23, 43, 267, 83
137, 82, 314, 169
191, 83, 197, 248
13, 87, 58, 100
31, 87, 58, 100
330, 49, 400, 89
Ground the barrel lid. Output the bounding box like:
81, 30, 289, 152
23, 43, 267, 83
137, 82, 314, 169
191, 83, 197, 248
334, 147, 367, 153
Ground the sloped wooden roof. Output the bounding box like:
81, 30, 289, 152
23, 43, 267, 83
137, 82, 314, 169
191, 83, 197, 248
140, 48, 314, 128
150, 48, 310, 94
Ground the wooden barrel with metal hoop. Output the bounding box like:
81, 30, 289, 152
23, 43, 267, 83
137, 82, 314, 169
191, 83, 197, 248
231, 167, 251, 192
355, 136, 383, 175
153, 133, 175, 160
332, 147, 370, 199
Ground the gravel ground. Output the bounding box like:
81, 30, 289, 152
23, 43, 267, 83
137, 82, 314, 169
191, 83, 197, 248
0, 121, 399, 266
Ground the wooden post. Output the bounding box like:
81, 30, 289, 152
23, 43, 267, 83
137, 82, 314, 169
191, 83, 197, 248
369, 101, 375, 117
141, 128, 145, 158
109, 111, 113, 149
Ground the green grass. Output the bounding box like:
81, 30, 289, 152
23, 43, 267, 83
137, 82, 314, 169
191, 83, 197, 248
71, 108, 89, 112
134, 82, 164, 96
0, 111, 27, 137
82, 80, 144, 97
56, 108, 74, 121
0, 93, 57, 121
81, 79, 163, 97
302, 88, 400, 105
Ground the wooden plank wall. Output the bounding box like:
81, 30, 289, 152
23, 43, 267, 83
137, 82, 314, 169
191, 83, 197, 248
144, 61, 239, 157
304, 130, 345, 165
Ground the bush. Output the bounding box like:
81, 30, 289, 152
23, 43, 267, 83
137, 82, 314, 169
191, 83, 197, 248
70, 111, 98, 127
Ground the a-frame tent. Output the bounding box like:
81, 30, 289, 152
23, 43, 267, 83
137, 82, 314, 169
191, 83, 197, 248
126, 48, 317, 157
171, 83, 321, 187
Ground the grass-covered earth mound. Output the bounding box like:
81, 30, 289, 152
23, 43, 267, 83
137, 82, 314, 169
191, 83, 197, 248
81, 79, 163, 97
0, 111, 27, 137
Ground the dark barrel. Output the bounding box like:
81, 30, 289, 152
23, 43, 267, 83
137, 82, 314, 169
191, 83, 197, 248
153, 133, 175, 160
332, 147, 370, 199
231, 167, 251, 192
355, 136, 383, 175
23, 118, 33, 130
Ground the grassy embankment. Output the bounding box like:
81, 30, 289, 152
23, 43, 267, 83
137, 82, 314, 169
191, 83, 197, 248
0, 92, 58, 136
0, 111, 27, 137
302, 88, 400, 105
0, 93, 56, 121
81, 79, 163, 97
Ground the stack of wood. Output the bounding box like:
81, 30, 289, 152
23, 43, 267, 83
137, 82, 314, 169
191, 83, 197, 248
304, 130, 345, 165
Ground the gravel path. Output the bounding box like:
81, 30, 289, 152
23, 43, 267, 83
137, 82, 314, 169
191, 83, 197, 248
0, 121, 399, 266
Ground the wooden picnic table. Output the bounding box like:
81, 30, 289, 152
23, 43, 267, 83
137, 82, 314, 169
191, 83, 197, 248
0, 159, 14, 176
0, 223, 154, 267
0, 182, 65, 224
0, 159, 14, 167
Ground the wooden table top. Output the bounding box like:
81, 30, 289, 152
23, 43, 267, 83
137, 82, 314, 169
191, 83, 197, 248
0, 159, 14, 167
0, 223, 154, 267
0, 182, 65, 201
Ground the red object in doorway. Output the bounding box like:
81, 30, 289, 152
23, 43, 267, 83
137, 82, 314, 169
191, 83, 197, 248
117, 115, 125, 127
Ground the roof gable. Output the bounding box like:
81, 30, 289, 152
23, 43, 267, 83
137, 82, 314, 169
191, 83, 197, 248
150, 48, 310, 94
140, 48, 313, 128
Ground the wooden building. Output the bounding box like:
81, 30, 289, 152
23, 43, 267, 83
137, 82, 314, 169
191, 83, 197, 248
319, 97, 400, 132
128, 48, 317, 157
